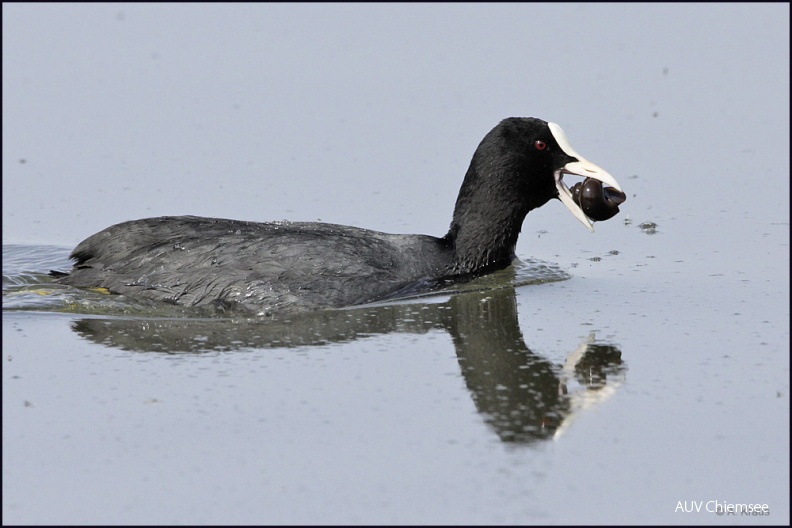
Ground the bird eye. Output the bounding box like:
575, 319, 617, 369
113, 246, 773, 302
534, 140, 547, 151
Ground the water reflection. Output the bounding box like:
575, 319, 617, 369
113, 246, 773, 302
2, 246, 625, 444
68, 283, 625, 444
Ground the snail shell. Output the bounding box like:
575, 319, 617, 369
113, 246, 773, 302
570, 178, 627, 222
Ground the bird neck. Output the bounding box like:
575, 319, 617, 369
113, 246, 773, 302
443, 178, 531, 276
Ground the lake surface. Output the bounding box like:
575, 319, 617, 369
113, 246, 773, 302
3, 3, 789, 525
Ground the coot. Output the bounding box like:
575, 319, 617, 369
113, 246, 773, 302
55, 117, 626, 314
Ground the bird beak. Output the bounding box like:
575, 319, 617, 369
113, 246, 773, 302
549, 122, 624, 232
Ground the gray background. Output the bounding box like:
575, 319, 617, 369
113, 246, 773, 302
5, 3, 785, 249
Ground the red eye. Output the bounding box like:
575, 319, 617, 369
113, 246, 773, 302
534, 140, 547, 151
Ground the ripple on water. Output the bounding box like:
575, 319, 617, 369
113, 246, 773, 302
2, 244, 570, 318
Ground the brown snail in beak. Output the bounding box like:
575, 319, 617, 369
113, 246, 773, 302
569, 178, 627, 222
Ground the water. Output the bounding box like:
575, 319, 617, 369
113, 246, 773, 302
3, 208, 788, 524
3, 3, 789, 525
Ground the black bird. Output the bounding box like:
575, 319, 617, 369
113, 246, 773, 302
55, 117, 626, 315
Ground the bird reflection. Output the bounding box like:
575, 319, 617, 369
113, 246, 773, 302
68, 273, 625, 444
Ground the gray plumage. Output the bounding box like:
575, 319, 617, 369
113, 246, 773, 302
55, 117, 625, 314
